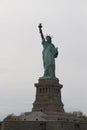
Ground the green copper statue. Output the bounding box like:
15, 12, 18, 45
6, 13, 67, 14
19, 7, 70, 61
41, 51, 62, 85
38, 24, 58, 79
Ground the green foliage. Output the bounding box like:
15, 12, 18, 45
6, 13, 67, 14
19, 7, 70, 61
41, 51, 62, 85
72, 111, 83, 117
67, 111, 87, 121
4, 114, 15, 121
81, 115, 87, 121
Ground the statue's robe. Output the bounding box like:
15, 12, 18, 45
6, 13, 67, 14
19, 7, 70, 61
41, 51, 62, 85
42, 40, 58, 78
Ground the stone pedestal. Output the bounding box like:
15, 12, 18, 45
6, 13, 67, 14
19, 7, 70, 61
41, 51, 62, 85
32, 78, 64, 112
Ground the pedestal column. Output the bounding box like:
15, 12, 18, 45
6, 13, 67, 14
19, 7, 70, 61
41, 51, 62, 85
32, 79, 64, 112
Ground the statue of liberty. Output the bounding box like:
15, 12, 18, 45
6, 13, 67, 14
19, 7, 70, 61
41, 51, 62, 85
38, 24, 58, 79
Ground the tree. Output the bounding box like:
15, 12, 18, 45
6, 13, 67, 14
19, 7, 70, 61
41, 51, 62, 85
4, 114, 15, 121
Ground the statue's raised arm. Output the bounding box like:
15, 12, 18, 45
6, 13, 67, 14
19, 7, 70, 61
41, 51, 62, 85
38, 24, 45, 41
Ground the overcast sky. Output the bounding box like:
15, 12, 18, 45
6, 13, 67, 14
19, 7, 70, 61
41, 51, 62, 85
0, 0, 87, 120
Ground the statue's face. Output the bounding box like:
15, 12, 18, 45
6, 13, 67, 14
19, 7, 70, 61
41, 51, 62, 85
46, 36, 51, 43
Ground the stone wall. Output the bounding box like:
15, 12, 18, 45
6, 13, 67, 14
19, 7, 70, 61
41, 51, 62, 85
1, 121, 42, 130
1, 120, 87, 130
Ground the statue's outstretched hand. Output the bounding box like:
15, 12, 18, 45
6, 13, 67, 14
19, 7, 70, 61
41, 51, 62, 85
38, 23, 42, 29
